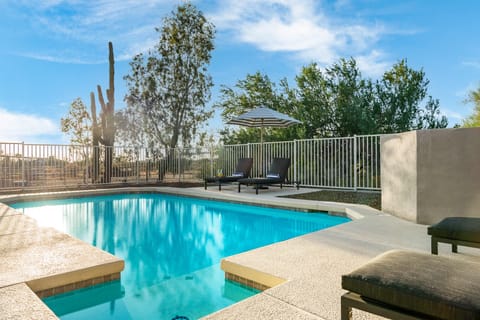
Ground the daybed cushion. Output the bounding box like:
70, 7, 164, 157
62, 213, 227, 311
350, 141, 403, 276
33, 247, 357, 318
266, 173, 280, 178
342, 250, 480, 319
205, 176, 241, 183
238, 177, 281, 184
428, 217, 480, 243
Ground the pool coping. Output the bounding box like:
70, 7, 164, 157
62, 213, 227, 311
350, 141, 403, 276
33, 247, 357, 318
0, 186, 382, 319
0, 186, 377, 219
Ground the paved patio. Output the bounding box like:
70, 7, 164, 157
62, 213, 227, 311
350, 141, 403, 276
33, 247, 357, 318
194, 185, 480, 319
1, 185, 479, 319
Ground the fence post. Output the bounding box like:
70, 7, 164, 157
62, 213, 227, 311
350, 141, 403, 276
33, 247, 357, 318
136, 148, 140, 184
21, 142, 25, 187
85, 146, 89, 185
293, 139, 297, 185
209, 147, 213, 178
178, 149, 181, 183
353, 135, 357, 191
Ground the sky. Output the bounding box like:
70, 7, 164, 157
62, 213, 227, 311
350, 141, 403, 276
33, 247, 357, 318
0, 0, 479, 144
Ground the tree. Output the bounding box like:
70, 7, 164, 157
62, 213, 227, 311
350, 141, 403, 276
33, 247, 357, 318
321, 58, 377, 136
217, 58, 448, 145
462, 86, 480, 127
217, 59, 377, 142
293, 63, 333, 138
60, 98, 91, 145
420, 96, 448, 129
217, 72, 290, 144
123, 2, 215, 151
375, 59, 447, 132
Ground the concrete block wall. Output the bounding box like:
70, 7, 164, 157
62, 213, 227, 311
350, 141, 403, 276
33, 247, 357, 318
381, 127, 480, 225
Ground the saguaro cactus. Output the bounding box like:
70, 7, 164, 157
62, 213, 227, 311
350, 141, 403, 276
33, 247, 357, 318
91, 42, 115, 183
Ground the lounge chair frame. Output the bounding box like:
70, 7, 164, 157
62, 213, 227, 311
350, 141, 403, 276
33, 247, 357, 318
341, 292, 425, 320
428, 217, 480, 254
431, 235, 480, 254
204, 158, 253, 191
237, 158, 292, 194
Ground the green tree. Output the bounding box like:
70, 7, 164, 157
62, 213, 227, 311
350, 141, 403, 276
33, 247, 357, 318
60, 98, 91, 145
375, 59, 447, 132
123, 2, 215, 150
293, 63, 333, 138
420, 96, 448, 129
217, 58, 448, 145
462, 87, 480, 127
218, 59, 376, 142
322, 58, 378, 136
217, 72, 292, 144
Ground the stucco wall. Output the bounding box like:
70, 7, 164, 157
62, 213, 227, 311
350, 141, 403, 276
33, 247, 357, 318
381, 131, 418, 222
381, 128, 480, 225
416, 128, 480, 224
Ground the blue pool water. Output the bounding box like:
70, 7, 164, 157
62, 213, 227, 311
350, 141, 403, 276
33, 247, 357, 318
12, 193, 350, 319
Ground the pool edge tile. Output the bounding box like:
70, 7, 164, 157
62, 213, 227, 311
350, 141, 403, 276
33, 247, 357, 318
221, 259, 286, 290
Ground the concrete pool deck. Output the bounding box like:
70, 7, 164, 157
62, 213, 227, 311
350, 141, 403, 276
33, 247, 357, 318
0, 200, 125, 319
196, 185, 480, 319
1, 185, 479, 319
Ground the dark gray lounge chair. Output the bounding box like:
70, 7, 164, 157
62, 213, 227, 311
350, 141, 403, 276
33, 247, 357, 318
204, 158, 253, 191
237, 158, 291, 194
428, 217, 480, 254
341, 250, 480, 320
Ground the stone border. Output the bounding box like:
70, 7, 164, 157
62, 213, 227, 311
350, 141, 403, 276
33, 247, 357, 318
225, 272, 270, 292
35, 273, 121, 298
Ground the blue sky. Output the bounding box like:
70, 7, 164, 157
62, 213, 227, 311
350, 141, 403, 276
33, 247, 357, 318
1, 0, 479, 144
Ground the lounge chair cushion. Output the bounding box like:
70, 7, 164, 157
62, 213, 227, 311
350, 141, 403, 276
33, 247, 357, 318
205, 176, 240, 183
428, 217, 480, 243
342, 250, 480, 319
266, 173, 280, 178
239, 177, 281, 184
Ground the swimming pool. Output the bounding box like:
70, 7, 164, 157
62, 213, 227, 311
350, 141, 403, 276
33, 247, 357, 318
12, 193, 350, 319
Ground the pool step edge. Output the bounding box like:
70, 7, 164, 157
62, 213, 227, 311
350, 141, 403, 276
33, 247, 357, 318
221, 259, 286, 291
28, 260, 124, 298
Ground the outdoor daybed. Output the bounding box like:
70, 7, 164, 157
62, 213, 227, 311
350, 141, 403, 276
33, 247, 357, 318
237, 157, 291, 194
341, 250, 480, 319
204, 158, 253, 191
428, 217, 480, 254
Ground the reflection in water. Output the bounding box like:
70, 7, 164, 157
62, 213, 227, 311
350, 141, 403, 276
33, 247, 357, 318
13, 194, 349, 319
45, 281, 125, 316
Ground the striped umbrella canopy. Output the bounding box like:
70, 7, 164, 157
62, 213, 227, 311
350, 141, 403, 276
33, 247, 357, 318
227, 106, 301, 128
227, 106, 301, 175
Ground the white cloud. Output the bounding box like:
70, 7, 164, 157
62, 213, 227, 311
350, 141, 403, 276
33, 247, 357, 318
455, 82, 478, 99
442, 109, 464, 121
462, 61, 480, 69
16, 52, 105, 65
12, 0, 173, 63
13, 0, 393, 74
355, 50, 391, 77
0, 108, 58, 142
210, 0, 388, 75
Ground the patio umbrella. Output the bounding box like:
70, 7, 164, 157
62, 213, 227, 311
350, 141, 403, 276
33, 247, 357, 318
227, 106, 301, 175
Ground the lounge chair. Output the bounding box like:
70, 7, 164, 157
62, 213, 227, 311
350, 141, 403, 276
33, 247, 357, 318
341, 250, 480, 319
237, 158, 291, 194
204, 158, 253, 191
428, 217, 480, 254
